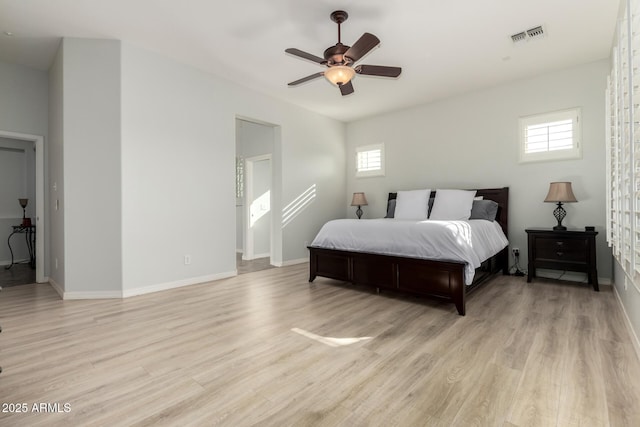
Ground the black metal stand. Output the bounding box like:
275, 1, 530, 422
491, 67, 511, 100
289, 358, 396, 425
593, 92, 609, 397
5, 225, 36, 270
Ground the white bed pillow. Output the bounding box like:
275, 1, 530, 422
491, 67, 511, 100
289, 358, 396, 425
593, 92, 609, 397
429, 189, 477, 220
394, 189, 431, 220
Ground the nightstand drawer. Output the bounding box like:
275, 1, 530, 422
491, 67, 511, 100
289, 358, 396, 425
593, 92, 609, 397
535, 237, 587, 262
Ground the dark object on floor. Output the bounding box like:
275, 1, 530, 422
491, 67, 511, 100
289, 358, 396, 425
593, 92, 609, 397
0, 263, 36, 288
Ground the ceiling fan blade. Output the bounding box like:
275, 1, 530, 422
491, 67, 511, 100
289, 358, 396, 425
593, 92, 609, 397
288, 72, 324, 86
355, 65, 402, 78
285, 48, 326, 64
339, 80, 354, 96
344, 33, 380, 63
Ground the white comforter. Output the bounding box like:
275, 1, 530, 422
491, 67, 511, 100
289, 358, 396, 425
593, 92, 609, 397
310, 219, 509, 285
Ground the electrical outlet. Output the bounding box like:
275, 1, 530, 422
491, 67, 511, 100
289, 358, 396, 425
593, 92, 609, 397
184, 255, 191, 265
512, 248, 520, 257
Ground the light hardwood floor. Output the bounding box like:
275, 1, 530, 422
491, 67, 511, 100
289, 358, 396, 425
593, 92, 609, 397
236, 254, 275, 275
1, 264, 639, 426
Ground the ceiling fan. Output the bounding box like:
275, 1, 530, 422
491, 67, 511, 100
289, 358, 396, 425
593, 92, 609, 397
285, 10, 402, 96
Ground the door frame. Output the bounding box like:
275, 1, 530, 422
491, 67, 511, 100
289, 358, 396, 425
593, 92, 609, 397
0, 129, 45, 283
243, 153, 272, 262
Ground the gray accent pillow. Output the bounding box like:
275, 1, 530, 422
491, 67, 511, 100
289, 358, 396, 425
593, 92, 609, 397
385, 199, 396, 218
469, 200, 499, 221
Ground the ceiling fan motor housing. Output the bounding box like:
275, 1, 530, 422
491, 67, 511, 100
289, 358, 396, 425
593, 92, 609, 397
324, 43, 351, 66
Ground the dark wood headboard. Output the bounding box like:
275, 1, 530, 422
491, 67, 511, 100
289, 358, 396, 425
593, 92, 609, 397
388, 187, 509, 238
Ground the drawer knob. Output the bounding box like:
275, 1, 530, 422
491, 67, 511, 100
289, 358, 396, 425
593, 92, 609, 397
556, 241, 564, 246
556, 251, 564, 257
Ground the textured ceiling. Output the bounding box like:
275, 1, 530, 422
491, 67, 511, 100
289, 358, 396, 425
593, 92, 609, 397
0, 0, 620, 122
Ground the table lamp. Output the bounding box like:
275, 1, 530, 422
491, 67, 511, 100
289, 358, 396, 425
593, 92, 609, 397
19, 198, 30, 227
351, 192, 368, 219
544, 182, 577, 231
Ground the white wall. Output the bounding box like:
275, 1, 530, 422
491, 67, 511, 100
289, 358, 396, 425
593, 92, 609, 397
59, 38, 122, 293
0, 61, 48, 136
346, 60, 611, 282
120, 42, 346, 292
613, 260, 640, 353
0, 146, 27, 215
48, 45, 65, 287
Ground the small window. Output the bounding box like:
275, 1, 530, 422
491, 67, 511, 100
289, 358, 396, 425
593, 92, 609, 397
356, 143, 385, 177
519, 108, 581, 163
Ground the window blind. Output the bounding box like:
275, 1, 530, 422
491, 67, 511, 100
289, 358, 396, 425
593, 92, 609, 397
524, 119, 574, 154
355, 144, 385, 177
607, 0, 640, 288
518, 109, 581, 163
357, 149, 381, 172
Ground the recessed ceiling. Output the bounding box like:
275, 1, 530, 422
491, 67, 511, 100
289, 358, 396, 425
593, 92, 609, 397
0, 0, 619, 122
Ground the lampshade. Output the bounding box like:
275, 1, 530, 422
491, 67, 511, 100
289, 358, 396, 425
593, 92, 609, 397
351, 192, 368, 206
324, 66, 355, 86
544, 182, 577, 203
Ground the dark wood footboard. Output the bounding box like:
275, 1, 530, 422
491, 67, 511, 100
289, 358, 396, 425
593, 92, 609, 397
309, 246, 499, 315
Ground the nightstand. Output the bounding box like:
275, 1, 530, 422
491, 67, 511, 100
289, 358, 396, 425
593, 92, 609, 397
525, 228, 598, 291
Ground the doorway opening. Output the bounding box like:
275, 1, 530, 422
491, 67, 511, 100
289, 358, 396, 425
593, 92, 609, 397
235, 118, 278, 275
0, 130, 45, 287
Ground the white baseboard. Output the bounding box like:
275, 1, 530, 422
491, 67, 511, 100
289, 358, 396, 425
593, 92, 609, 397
64, 290, 123, 299
613, 283, 640, 363
122, 270, 237, 298
49, 271, 238, 300
253, 252, 270, 259
242, 252, 270, 261
273, 257, 309, 267
49, 277, 123, 299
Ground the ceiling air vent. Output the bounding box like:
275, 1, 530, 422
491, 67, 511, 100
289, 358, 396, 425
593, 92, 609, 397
511, 25, 545, 44
526, 26, 544, 38
511, 32, 527, 43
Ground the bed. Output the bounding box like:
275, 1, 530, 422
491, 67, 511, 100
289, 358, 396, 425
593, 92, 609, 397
308, 187, 509, 315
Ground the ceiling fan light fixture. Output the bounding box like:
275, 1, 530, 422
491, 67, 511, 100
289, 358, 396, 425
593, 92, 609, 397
324, 66, 355, 86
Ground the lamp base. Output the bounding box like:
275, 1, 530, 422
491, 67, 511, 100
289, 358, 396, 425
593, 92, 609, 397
553, 202, 567, 232
355, 206, 363, 219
